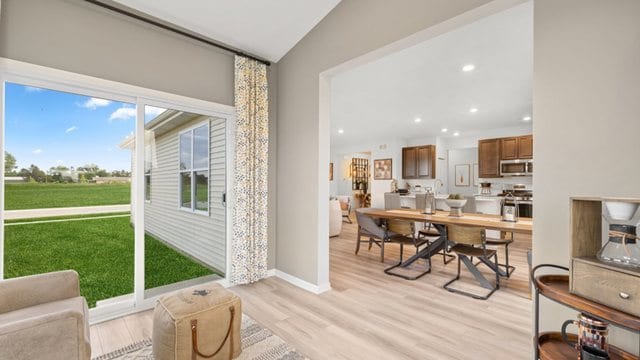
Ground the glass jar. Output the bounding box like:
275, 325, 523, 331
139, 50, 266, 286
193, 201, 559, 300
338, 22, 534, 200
597, 224, 640, 267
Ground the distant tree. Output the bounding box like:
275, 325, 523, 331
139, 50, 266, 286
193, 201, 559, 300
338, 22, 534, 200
96, 169, 109, 177
4, 151, 17, 175
28, 164, 46, 182
79, 163, 100, 173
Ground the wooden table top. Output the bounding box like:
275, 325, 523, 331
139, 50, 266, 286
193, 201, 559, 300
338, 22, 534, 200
362, 208, 533, 234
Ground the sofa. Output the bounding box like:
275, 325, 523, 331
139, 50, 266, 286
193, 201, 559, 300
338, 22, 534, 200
0, 270, 91, 360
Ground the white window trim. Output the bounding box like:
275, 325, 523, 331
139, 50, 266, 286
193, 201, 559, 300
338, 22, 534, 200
0, 57, 235, 323
177, 120, 210, 216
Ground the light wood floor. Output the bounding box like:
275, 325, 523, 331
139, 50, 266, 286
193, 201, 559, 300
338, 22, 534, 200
91, 217, 533, 359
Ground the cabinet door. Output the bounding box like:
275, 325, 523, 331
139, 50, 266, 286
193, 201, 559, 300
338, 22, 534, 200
518, 135, 533, 159
479, 139, 501, 178
417, 146, 432, 178
402, 147, 417, 179
501, 137, 518, 160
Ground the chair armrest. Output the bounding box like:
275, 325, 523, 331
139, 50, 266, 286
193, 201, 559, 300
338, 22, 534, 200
0, 270, 80, 314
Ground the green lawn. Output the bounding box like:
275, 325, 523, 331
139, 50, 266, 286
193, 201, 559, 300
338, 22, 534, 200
4, 215, 219, 307
4, 183, 131, 210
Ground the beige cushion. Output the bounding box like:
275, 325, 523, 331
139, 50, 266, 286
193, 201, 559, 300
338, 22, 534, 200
0, 296, 90, 360
153, 283, 242, 360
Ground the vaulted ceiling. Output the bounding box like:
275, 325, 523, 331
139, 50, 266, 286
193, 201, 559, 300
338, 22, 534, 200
113, 0, 341, 62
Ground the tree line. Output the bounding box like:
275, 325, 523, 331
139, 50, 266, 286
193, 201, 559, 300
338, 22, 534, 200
4, 151, 130, 183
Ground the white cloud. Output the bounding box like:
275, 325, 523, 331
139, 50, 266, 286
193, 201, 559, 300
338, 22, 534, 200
83, 97, 112, 110
25, 86, 44, 93
32, 149, 43, 155
109, 107, 136, 121
145, 106, 167, 118
65, 126, 79, 134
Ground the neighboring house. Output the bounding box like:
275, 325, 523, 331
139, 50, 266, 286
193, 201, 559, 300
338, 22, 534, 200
120, 110, 227, 274
48, 168, 86, 182
92, 176, 131, 184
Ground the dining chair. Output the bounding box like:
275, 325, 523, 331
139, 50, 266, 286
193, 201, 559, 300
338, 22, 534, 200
484, 231, 516, 277
384, 192, 401, 210
383, 219, 431, 280
443, 225, 500, 300
355, 208, 389, 262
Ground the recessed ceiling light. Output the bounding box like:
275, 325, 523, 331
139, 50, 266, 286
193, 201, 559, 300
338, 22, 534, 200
453, 131, 460, 137
469, 108, 478, 113
414, 117, 422, 123
441, 128, 448, 133
462, 64, 475, 72
523, 116, 532, 121
338, 128, 344, 134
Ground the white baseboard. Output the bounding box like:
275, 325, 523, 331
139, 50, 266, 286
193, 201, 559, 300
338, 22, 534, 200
274, 269, 331, 294
266, 268, 276, 277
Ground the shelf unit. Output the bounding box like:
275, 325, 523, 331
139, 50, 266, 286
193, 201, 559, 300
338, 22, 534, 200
532, 266, 640, 359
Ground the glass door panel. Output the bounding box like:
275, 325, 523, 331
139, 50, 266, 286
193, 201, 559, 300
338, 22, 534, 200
141, 105, 226, 297
2, 82, 134, 308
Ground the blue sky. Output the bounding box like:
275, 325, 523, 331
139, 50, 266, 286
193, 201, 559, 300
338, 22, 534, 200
4, 83, 162, 172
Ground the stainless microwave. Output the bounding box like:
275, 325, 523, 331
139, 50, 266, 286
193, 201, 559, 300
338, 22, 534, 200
500, 159, 533, 176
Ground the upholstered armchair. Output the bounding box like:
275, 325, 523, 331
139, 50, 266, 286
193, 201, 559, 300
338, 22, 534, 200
0, 270, 91, 360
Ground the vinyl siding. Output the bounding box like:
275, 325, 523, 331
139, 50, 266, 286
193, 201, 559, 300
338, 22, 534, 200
144, 115, 227, 273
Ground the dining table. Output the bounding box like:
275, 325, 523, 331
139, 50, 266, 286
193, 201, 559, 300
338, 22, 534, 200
362, 208, 533, 277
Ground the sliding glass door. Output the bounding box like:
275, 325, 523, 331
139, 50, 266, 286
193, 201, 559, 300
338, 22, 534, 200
0, 74, 230, 317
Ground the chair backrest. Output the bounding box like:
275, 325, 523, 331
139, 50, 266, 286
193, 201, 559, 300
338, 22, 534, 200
414, 193, 426, 210
387, 219, 414, 236
384, 193, 401, 210
337, 195, 351, 210
355, 209, 386, 239
447, 225, 485, 246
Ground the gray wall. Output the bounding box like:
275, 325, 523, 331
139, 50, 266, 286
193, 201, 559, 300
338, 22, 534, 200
0, 0, 277, 269
534, 0, 640, 354
276, 0, 492, 284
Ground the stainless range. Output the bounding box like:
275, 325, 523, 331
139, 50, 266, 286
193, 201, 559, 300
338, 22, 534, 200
498, 184, 533, 217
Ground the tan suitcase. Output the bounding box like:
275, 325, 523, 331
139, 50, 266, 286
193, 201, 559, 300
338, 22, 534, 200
153, 283, 242, 360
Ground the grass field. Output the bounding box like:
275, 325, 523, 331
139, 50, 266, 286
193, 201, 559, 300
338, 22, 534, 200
4, 183, 130, 210
4, 215, 218, 307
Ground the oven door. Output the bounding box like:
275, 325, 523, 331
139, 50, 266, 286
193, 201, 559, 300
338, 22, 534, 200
500, 160, 528, 176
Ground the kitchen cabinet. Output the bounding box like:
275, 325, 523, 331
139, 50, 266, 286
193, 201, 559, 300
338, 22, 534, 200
517, 135, 533, 159
402, 145, 435, 179
478, 139, 501, 178
500, 137, 518, 160
500, 135, 533, 160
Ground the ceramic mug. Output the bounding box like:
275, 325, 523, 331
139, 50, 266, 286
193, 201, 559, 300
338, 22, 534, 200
561, 313, 609, 353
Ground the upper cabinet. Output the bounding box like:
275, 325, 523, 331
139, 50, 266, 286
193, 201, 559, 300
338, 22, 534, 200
500, 137, 519, 160
402, 145, 435, 179
501, 135, 533, 160
517, 135, 533, 159
478, 139, 501, 178
479, 134, 533, 178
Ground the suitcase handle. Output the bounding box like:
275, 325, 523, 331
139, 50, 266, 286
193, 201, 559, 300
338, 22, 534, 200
191, 306, 235, 359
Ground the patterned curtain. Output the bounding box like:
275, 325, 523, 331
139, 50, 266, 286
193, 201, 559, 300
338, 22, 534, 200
231, 56, 269, 284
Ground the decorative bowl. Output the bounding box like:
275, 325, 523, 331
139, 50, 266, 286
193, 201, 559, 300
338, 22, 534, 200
604, 201, 639, 221
445, 199, 467, 209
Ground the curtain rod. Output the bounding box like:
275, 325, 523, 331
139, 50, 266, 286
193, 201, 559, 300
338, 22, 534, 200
83, 0, 271, 66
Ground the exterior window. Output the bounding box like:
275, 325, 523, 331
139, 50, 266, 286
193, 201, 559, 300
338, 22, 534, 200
144, 151, 152, 202
179, 123, 209, 213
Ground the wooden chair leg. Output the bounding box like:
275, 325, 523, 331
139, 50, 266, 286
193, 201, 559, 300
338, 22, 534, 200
380, 238, 385, 262
355, 229, 361, 255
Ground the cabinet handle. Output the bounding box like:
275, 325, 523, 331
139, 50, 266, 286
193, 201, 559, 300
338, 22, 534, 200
619, 292, 630, 300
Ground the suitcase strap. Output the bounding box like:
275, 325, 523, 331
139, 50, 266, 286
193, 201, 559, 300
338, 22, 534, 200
191, 306, 235, 359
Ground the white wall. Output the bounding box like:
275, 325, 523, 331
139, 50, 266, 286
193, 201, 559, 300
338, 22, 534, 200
534, 0, 640, 354
448, 147, 478, 196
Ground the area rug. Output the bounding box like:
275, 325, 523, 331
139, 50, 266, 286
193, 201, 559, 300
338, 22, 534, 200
92, 315, 307, 360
